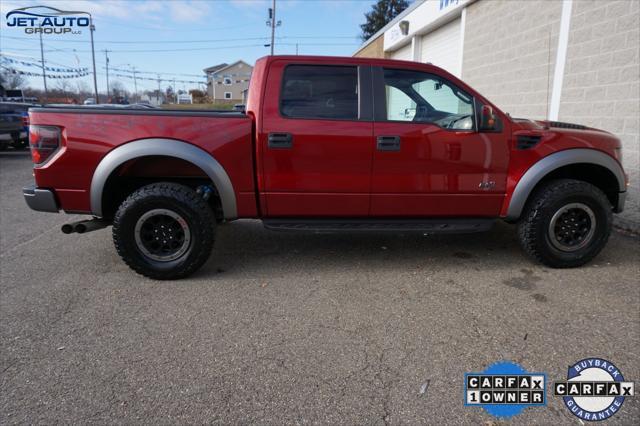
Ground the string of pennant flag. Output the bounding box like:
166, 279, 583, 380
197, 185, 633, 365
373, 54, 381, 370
0, 65, 91, 79
108, 72, 206, 85
1, 54, 206, 84
1, 56, 88, 74
106, 66, 207, 79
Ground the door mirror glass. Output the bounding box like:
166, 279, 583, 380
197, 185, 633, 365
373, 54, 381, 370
479, 105, 497, 131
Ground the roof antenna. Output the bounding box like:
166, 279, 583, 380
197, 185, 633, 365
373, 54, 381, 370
544, 26, 552, 129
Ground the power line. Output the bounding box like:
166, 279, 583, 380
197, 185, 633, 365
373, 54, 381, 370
91, 18, 255, 33
4, 42, 359, 54
35, 44, 269, 53
105, 66, 205, 78
0, 35, 359, 44
0, 35, 269, 44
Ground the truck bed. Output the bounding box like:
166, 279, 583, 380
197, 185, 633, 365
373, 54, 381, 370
28, 106, 256, 216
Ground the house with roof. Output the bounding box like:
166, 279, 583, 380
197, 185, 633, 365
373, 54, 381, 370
204, 60, 253, 104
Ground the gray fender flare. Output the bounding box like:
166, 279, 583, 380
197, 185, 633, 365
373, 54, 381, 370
90, 138, 237, 219
506, 148, 625, 220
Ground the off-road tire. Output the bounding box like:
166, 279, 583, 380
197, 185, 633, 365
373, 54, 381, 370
113, 182, 215, 279
517, 179, 612, 268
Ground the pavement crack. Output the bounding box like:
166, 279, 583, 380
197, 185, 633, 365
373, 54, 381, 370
0, 215, 82, 257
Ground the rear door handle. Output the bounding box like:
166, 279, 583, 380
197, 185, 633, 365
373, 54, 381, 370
268, 132, 293, 149
376, 135, 401, 151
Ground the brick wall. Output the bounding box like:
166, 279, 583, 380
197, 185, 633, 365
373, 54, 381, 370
560, 0, 639, 230
354, 35, 387, 59
462, 0, 563, 119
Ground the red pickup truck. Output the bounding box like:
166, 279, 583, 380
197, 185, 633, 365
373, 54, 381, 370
24, 55, 627, 279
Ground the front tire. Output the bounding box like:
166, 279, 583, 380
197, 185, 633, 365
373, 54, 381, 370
517, 179, 612, 268
113, 182, 215, 279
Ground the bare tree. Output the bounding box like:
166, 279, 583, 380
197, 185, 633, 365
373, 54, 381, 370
55, 79, 72, 97
110, 80, 129, 97
75, 80, 90, 96
0, 68, 27, 90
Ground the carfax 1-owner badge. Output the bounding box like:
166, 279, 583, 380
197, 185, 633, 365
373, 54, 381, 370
464, 361, 546, 418
554, 358, 635, 421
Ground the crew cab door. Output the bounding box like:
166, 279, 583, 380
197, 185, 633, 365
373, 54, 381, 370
370, 66, 509, 217
260, 61, 374, 216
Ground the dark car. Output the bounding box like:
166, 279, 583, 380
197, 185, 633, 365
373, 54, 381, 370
0, 102, 29, 150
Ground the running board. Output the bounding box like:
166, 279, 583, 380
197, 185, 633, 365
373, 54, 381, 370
262, 218, 495, 233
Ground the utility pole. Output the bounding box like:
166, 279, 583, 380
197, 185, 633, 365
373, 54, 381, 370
266, 0, 281, 55
88, 13, 99, 103
296, 43, 299, 55
38, 28, 48, 102
132, 66, 138, 102
270, 0, 276, 55
157, 75, 161, 104
104, 49, 110, 99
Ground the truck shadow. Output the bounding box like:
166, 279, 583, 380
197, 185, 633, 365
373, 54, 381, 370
198, 220, 635, 278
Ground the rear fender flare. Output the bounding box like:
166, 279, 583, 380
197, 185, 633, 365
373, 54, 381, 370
90, 138, 237, 219
506, 148, 625, 220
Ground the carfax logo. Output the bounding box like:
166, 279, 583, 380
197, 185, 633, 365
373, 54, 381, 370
554, 358, 635, 421
464, 361, 546, 418
5, 6, 89, 35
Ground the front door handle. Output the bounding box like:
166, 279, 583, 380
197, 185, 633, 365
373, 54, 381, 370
377, 135, 401, 151
268, 132, 293, 149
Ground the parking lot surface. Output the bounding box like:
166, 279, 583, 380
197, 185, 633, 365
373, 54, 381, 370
1, 151, 639, 424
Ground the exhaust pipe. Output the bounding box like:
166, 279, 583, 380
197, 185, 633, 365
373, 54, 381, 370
61, 223, 74, 234
61, 218, 109, 234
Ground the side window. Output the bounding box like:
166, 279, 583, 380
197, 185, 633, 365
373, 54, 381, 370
383, 68, 474, 130
386, 86, 416, 121
281, 65, 358, 120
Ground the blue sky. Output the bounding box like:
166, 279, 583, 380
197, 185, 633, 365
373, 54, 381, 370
0, 0, 374, 94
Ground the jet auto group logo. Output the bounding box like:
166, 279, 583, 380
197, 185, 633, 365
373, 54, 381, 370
5, 5, 90, 35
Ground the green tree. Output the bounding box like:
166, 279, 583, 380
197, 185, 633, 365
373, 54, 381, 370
360, 0, 410, 41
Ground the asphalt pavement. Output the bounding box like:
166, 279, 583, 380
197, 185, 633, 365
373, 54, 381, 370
1, 150, 639, 425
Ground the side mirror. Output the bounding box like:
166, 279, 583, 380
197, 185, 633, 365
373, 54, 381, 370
479, 105, 497, 131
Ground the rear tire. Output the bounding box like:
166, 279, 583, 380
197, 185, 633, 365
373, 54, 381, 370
517, 179, 612, 268
113, 182, 215, 280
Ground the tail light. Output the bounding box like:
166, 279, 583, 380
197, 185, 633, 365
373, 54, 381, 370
22, 115, 29, 127
29, 125, 61, 165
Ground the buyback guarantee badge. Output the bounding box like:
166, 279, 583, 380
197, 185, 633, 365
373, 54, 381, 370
554, 358, 635, 421
464, 361, 546, 418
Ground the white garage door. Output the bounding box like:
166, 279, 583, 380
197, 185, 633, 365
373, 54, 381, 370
391, 43, 413, 61
420, 17, 461, 77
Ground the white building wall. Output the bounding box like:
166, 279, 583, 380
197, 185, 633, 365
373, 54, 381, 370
462, 0, 563, 119
391, 43, 413, 61
420, 17, 461, 77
